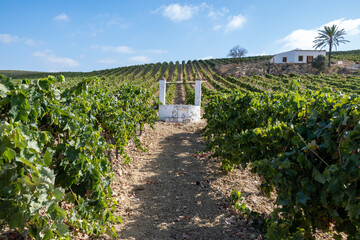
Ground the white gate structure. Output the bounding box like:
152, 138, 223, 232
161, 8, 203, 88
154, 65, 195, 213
158, 78, 201, 122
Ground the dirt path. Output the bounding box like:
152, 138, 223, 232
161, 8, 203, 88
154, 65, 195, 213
173, 63, 186, 105
158, 63, 169, 81
168, 63, 175, 82
184, 63, 196, 92
150, 64, 161, 78
185, 64, 195, 85
111, 121, 271, 240
193, 62, 216, 92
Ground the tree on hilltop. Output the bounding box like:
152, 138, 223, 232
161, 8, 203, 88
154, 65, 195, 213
313, 24, 349, 67
227, 45, 247, 64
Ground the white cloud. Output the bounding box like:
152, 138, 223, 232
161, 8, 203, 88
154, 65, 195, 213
208, 7, 229, 20
49, 56, 78, 66
128, 56, 151, 63
33, 51, 79, 68
33, 51, 48, 57
156, 3, 199, 22
113, 46, 133, 53
54, 13, 70, 22
106, 16, 130, 28
280, 29, 318, 50
200, 56, 214, 60
213, 25, 222, 31
92, 45, 133, 54
154, 3, 245, 34
225, 15, 246, 33
25, 38, 36, 46
280, 18, 360, 51
323, 18, 360, 36
0, 34, 18, 44
0, 34, 44, 46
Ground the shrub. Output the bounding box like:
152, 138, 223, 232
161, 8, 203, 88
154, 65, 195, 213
311, 55, 327, 70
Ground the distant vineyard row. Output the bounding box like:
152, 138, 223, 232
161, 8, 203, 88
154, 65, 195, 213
1, 52, 360, 105
2, 49, 360, 78
331, 49, 360, 62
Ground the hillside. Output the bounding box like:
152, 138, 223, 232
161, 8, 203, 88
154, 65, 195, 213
331, 49, 360, 62
1, 49, 360, 102
0, 70, 43, 78
1, 49, 359, 79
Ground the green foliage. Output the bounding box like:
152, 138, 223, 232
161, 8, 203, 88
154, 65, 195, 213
313, 24, 349, 67
311, 55, 327, 70
230, 190, 268, 233
230, 190, 252, 215
6, 56, 360, 98
189, 60, 198, 80
332, 49, 360, 62
0, 74, 157, 238
165, 62, 177, 104
182, 61, 196, 104
313, 25, 349, 51
207, 73, 360, 95
203, 82, 360, 239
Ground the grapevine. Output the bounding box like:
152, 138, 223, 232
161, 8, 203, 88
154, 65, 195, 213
203, 81, 360, 239
0, 74, 157, 239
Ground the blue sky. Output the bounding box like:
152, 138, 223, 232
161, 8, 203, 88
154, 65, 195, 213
1, 0, 360, 72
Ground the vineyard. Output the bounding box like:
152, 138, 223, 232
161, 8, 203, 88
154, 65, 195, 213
1, 52, 360, 239
203, 84, 360, 239
332, 49, 360, 62
0, 75, 157, 238
2, 53, 360, 100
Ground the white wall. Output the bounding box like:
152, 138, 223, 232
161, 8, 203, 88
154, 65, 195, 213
159, 105, 201, 122
294, 51, 326, 63
158, 80, 202, 122
272, 50, 294, 63
271, 50, 326, 63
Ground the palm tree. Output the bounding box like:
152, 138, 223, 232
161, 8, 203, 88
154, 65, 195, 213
313, 24, 349, 67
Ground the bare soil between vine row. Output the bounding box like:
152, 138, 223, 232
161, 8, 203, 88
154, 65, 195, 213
109, 121, 336, 240
111, 120, 270, 240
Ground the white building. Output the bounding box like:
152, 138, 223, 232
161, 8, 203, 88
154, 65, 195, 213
270, 49, 326, 64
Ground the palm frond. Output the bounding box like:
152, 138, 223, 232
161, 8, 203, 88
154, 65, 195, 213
313, 24, 349, 50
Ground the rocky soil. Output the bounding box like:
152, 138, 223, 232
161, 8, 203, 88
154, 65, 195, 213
215, 61, 359, 78
111, 121, 270, 240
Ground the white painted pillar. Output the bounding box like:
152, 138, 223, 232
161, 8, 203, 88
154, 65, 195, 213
195, 80, 201, 106
159, 78, 166, 105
